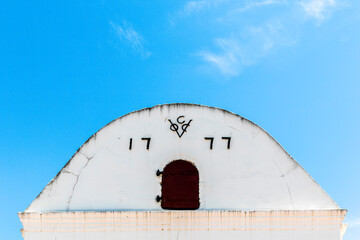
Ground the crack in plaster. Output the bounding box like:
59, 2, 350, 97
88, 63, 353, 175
63, 170, 79, 177
66, 152, 93, 210
65, 147, 119, 210
272, 159, 295, 209
282, 163, 299, 176
252, 129, 262, 139
103, 147, 121, 156
284, 179, 294, 209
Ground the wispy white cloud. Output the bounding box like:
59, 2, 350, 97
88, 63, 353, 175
198, 22, 296, 76
175, 0, 342, 76
182, 0, 225, 15
300, 0, 337, 21
345, 218, 360, 240
110, 21, 151, 58
348, 218, 360, 228
231, 0, 286, 14
176, 0, 296, 76
198, 39, 243, 76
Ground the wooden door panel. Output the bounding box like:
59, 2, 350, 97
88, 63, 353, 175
161, 160, 199, 210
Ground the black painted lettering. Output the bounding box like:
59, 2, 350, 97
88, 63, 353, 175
141, 137, 151, 150
204, 137, 214, 150
222, 137, 231, 149
129, 138, 133, 150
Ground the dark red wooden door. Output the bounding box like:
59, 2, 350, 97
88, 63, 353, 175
161, 160, 199, 210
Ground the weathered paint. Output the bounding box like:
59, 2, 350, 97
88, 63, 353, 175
19, 210, 347, 240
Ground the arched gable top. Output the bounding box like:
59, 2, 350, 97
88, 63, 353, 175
25, 104, 339, 212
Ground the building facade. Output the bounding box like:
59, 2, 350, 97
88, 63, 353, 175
19, 104, 347, 239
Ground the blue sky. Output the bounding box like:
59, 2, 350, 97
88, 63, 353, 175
1, 0, 359, 239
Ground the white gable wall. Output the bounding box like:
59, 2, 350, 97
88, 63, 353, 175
25, 104, 338, 212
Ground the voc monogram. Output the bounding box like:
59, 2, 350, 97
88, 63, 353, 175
168, 116, 193, 138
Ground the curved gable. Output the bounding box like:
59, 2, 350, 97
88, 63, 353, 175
25, 104, 339, 212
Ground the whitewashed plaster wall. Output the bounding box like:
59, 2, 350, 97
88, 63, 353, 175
25, 104, 339, 212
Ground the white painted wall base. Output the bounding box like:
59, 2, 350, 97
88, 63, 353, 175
19, 210, 347, 240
